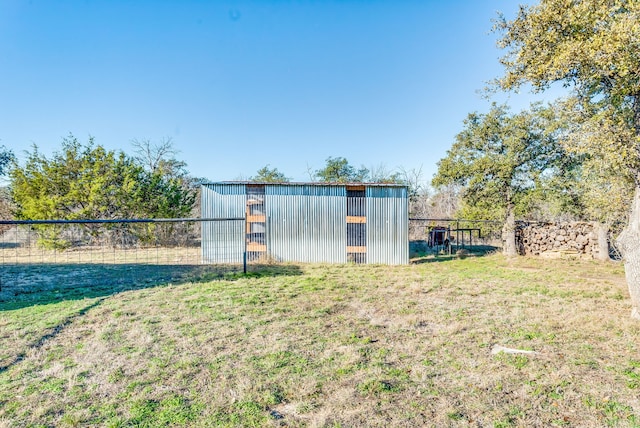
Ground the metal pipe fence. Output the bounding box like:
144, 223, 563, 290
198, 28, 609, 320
1, 217, 504, 267
0, 217, 500, 274
0, 218, 246, 265
0, 216, 504, 303
1, 217, 504, 264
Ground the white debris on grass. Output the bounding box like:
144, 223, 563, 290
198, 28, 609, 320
491, 344, 539, 355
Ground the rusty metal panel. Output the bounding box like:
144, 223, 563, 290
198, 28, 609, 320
201, 183, 246, 264
265, 184, 347, 263
366, 186, 409, 265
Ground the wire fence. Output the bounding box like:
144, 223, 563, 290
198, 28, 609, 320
0, 216, 615, 306
0, 218, 248, 265
0, 218, 251, 303
0, 216, 504, 305
0, 217, 503, 267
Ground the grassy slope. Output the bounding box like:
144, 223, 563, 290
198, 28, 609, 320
1, 255, 639, 427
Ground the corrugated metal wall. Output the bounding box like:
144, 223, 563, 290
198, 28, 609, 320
201, 183, 408, 265
265, 185, 347, 263
201, 183, 245, 263
366, 186, 409, 265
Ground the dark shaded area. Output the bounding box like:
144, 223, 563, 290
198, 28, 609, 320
0, 262, 302, 374
347, 223, 366, 246
0, 262, 303, 312
410, 245, 499, 264
0, 297, 105, 373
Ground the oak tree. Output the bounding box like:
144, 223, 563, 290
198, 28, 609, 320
433, 104, 566, 256
495, 0, 640, 317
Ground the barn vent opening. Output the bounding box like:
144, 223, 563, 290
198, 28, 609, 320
346, 186, 366, 263
246, 185, 266, 261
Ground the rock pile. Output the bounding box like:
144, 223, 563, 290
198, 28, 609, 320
516, 222, 603, 258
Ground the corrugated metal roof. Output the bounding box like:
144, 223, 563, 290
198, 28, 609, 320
203, 181, 408, 188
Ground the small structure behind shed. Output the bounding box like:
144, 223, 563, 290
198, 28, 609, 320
201, 182, 408, 265
428, 226, 450, 248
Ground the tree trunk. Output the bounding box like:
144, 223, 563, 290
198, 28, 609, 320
616, 185, 640, 320
595, 222, 611, 262
502, 203, 517, 257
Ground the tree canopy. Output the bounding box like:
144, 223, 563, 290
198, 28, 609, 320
314, 157, 370, 183
131, 137, 188, 179
495, 0, 639, 95
250, 165, 290, 183
10, 135, 195, 221
495, 0, 640, 174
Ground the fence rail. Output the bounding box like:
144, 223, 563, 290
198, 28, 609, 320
0, 217, 246, 263
0, 217, 245, 225
0, 218, 261, 309
0, 217, 503, 266
0, 216, 505, 305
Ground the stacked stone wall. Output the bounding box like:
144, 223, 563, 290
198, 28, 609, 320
516, 221, 602, 258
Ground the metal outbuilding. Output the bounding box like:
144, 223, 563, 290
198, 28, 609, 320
201, 182, 408, 265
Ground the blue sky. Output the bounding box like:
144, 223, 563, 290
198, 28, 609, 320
0, 0, 562, 184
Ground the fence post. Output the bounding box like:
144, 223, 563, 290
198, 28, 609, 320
243, 251, 247, 274
243, 216, 248, 274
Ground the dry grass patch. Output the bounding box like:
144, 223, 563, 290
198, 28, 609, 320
1, 255, 639, 427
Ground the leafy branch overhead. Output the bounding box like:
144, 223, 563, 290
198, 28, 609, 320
494, 0, 640, 175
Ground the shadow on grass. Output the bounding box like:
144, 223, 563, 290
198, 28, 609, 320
0, 262, 302, 373
0, 262, 303, 312
0, 297, 106, 373
411, 245, 500, 265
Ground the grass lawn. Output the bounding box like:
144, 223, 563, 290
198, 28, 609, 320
1, 254, 639, 427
